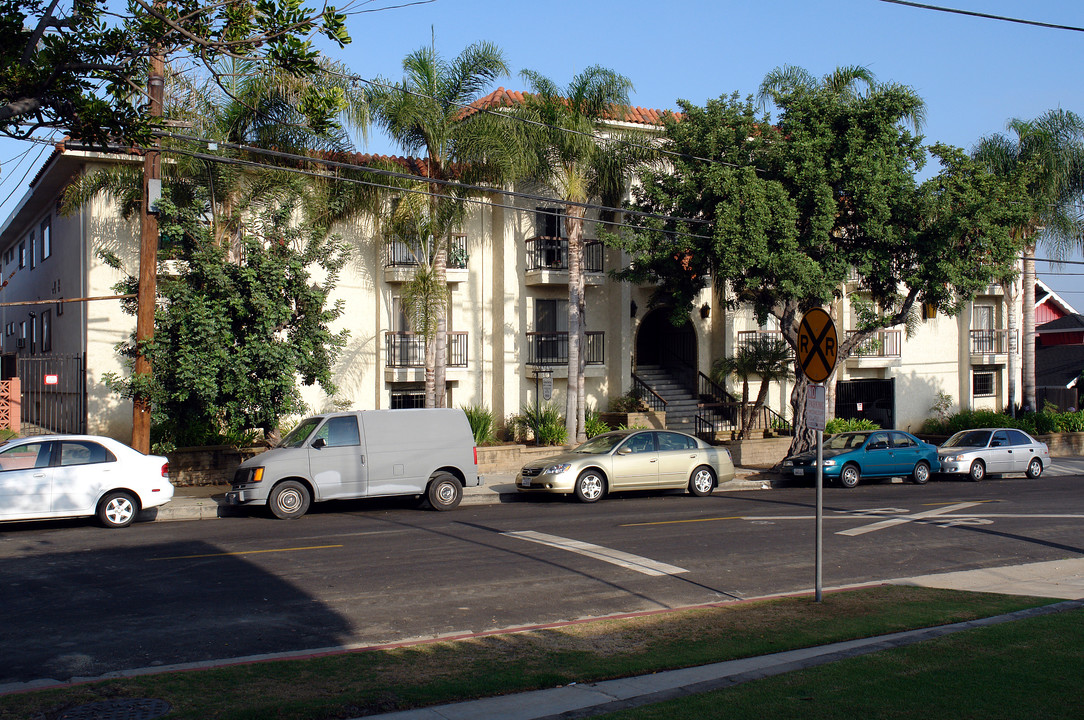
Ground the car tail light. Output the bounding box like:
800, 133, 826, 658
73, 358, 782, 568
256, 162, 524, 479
161, 462, 169, 478
473, 447, 478, 466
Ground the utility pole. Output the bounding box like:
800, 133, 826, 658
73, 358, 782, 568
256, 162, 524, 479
132, 43, 164, 453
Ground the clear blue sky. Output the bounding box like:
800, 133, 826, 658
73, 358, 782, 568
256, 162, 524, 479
2, 0, 1082, 303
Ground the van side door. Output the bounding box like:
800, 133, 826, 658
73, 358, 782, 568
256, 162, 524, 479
308, 415, 367, 499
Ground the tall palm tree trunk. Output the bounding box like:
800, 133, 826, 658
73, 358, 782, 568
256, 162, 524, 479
1022, 245, 1037, 410
1002, 277, 1019, 415
432, 240, 449, 408
566, 207, 587, 443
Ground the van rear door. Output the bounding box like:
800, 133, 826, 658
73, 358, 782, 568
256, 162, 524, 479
308, 415, 367, 499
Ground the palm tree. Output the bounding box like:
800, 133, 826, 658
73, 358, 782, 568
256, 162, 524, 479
711, 337, 793, 439
758, 64, 926, 133
511, 66, 651, 443
368, 41, 513, 408
974, 110, 1084, 411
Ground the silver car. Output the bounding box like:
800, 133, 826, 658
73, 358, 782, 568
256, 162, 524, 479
937, 428, 1050, 481
516, 429, 735, 503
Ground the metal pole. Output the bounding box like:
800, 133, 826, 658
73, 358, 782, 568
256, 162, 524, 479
815, 427, 824, 602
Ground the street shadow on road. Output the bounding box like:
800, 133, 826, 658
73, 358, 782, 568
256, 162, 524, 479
0, 539, 354, 686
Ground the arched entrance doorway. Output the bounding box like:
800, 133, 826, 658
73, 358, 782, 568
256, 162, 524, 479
635, 308, 696, 370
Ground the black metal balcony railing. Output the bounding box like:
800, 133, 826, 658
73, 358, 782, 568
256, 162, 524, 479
970, 329, 1015, 354
526, 331, 605, 366
847, 329, 902, 358
525, 237, 603, 273
384, 234, 468, 269
735, 330, 793, 356
385, 331, 468, 368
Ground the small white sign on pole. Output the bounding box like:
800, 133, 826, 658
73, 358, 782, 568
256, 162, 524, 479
806, 384, 826, 431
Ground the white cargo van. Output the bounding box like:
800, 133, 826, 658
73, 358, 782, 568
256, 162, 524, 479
226, 409, 479, 518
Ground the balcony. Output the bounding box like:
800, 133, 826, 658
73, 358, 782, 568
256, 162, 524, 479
970, 329, 1016, 364
384, 331, 468, 382
846, 329, 902, 368
524, 237, 605, 286
735, 331, 793, 356
526, 331, 605, 366
383, 234, 468, 284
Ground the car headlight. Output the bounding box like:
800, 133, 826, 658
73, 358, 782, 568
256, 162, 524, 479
943, 454, 965, 462
543, 463, 572, 474
822, 459, 837, 467
782, 459, 793, 468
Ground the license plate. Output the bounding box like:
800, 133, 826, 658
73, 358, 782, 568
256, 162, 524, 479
793, 468, 804, 476
520, 477, 531, 487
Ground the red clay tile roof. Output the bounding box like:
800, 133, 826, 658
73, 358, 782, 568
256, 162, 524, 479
465, 87, 681, 125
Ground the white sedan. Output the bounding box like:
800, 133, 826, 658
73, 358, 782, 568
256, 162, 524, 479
937, 428, 1051, 481
0, 435, 173, 528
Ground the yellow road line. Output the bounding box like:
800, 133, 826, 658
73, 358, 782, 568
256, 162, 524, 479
151, 544, 343, 560
622, 517, 743, 527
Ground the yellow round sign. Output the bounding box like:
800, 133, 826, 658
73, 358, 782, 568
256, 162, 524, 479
797, 308, 837, 383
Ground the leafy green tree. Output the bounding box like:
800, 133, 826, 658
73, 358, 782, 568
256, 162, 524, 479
711, 336, 793, 440
620, 70, 1029, 454
974, 110, 1084, 411
1, 0, 350, 154
368, 40, 514, 408
104, 190, 349, 449
510, 66, 651, 443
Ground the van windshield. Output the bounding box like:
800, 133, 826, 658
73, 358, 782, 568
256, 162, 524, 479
278, 417, 323, 448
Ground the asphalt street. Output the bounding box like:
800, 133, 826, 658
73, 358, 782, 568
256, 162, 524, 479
1, 473, 1082, 687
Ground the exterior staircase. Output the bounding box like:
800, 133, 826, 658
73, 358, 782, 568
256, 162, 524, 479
633, 365, 700, 429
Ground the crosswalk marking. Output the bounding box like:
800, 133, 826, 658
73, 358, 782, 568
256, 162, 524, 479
503, 530, 688, 576
836, 502, 985, 536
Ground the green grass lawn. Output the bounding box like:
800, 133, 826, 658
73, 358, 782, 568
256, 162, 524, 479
601, 607, 1084, 719
0, 586, 1062, 720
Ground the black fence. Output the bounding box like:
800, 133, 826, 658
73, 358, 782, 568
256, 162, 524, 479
525, 237, 604, 272
526, 331, 605, 365
385, 332, 468, 368
16, 353, 86, 435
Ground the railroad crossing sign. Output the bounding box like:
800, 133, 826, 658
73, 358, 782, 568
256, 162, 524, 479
797, 308, 837, 383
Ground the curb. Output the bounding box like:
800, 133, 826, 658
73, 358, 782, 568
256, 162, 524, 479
153, 472, 781, 522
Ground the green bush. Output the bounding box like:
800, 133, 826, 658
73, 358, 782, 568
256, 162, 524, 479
609, 390, 650, 413
825, 417, 880, 434
511, 402, 568, 446
462, 404, 497, 445
585, 409, 611, 438
920, 407, 1084, 437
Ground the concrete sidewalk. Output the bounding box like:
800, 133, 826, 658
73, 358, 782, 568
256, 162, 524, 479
147, 467, 781, 522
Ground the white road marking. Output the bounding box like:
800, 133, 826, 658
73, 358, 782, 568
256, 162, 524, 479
837, 501, 985, 536
502, 530, 689, 577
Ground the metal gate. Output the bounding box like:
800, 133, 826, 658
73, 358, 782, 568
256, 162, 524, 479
836, 378, 895, 429
16, 354, 86, 435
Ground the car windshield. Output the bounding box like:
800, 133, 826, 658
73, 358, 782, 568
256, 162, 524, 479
824, 433, 869, 450
278, 417, 323, 448
572, 434, 628, 454
943, 430, 992, 448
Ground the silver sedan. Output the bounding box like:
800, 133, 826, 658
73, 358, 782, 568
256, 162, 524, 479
516, 429, 735, 503
937, 428, 1050, 481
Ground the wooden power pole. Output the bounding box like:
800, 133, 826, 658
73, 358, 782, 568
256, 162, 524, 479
132, 49, 165, 454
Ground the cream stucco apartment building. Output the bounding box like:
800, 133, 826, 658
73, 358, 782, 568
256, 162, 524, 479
0, 118, 1042, 443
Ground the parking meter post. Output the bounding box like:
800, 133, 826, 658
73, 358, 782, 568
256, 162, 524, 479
816, 427, 823, 602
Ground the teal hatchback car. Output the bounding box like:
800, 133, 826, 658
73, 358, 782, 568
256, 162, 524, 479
781, 430, 940, 488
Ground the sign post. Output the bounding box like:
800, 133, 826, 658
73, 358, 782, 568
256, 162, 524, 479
796, 308, 837, 603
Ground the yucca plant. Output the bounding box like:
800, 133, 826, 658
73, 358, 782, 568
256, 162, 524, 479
462, 404, 497, 445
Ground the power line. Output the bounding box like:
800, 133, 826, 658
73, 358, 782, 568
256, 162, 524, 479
0, 142, 49, 210
159, 143, 718, 244
878, 0, 1084, 33
155, 132, 716, 235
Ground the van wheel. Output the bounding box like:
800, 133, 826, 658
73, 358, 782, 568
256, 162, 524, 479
269, 481, 310, 519
426, 473, 462, 511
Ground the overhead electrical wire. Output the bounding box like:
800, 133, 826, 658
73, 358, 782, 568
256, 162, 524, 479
878, 0, 1084, 33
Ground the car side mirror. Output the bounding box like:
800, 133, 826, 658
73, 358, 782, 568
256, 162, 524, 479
311, 438, 326, 449
617, 447, 632, 455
